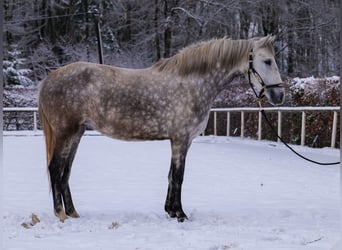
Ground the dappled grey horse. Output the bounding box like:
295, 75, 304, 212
39, 35, 285, 222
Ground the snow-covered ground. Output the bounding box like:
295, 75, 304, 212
2, 132, 340, 250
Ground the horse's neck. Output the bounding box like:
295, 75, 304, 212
204, 68, 244, 101
189, 44, 249, 100
184, 67, 243, 114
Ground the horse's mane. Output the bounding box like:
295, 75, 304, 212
152, 36, 275, 76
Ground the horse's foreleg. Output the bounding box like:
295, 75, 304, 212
165, 139, 190, 222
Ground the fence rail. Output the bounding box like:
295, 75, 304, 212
3, 107, 39, 132
209, 106, 340, 148
3, 106, 340, 148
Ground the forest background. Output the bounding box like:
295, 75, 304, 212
3, 0, 340, 80
2, 0, 341, 147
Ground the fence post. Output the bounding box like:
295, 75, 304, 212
93, 9, 104, 64
213, 111, 217, 136
277, 111, 282, 142
258, 111, 262, 140
33, 111, 37, 132
331, 111, 338, 148
241, 111, 244, 139
226, 112, 230, 136
301, 111, 306, 146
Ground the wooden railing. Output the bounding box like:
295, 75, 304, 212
3, 107, 39, 132
3, 106, 340, 148
209, 106, 340, 148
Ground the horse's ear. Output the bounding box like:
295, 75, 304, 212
255, 35, 276, 48
267, 35, 276, 43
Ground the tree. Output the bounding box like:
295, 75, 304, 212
2, 0, 340, 86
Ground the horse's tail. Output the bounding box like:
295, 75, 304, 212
38, 93, 55, 189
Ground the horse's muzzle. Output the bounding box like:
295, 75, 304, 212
268, 87, 285, 106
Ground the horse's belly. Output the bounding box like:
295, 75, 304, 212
88, 116, 170, 141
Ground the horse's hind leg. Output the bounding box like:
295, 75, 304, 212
60, 126, 85, 218
49, 153, 68, 222
49, 126, 85, 221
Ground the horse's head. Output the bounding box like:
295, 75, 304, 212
246, 36, 285, 106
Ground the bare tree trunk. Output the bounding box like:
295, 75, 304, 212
163, 0, 172, 58
154, 0, 161, 60
122, 2, 132, 42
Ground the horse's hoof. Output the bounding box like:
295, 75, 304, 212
167, 210, 188, 222
55, 210, 68, 222
165, 207, 188, 222
176, 213, 188, 223
166, 211, 177, 218
177, 216, 187, 222
67, 211, 80, 218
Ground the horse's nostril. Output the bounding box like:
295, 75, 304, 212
269, 89, 285, 105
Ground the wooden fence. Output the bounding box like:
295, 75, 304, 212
3, 106, 340, 148
209, 106, 339, 148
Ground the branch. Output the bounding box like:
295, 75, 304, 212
171, 7, 203, 27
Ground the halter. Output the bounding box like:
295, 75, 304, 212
247, 50, 284, 100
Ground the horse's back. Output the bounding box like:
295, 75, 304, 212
38, 62, 174, 140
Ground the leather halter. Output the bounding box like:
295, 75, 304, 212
247, 50, 284, 99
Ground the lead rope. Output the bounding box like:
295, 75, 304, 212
257, 100, 340, 166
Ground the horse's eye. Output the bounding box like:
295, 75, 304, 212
264, 59, 272, 66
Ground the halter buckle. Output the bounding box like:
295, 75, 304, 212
248, 52, 253, 69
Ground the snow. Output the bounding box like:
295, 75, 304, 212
290, 76, 340, 93
292, 76, 340, 84
2, 132, 341, 250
